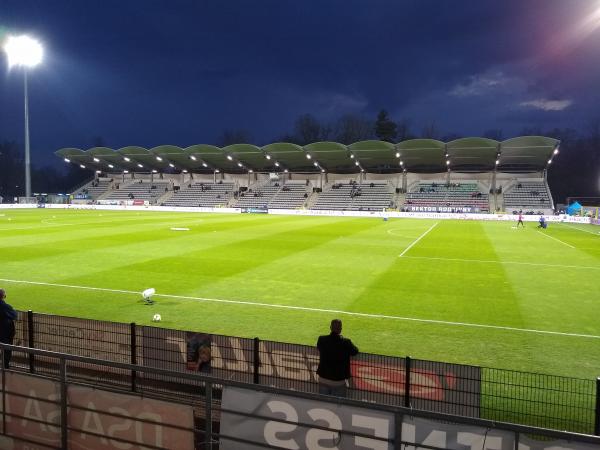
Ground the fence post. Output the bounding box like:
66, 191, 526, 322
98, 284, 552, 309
130, 323, 137, 392
595, 377, 600, 435
404, 356, 411, 408
253, 337, 260, 384
27, 310, 35, 373
205, 380, 213, 447
60, 357, 68, 449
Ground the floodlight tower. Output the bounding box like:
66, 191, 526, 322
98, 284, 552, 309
3, 35, 44, 198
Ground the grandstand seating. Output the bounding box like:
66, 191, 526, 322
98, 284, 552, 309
163, 182, 234, 207
268, 182, 309, 209
347, 182, 393, 211
104, 181, 170, 202
72, 179, 111, 200
232, 184, 279, 208
503, 181, 552, 211
405, 182, 490, 211
311, 181, 393, 211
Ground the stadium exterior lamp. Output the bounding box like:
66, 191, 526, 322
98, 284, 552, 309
3, 35, 44, 198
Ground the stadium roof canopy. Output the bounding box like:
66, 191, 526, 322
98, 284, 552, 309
56, 136, 560, 174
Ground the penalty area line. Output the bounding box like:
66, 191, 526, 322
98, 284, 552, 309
1, 277, 599, 340
536, 230, 575, 249
399, 222, 439, 257
398, 255, 600, 270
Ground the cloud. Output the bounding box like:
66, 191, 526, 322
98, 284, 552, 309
449, 72, 509, 97
519, 99, 573, 111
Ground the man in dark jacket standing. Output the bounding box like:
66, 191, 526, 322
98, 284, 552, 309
316, 319, 359, 397
0, 288, 17, 369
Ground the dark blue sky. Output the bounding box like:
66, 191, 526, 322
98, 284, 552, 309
2, 0, 600, 166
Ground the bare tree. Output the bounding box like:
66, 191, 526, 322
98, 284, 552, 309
333, 114, 373, 144
217, 129, 252, 147
421, 121, 440, 139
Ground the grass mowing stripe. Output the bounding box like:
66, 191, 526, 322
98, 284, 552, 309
399, 222, 438, 257
399, 255, 600, 270
2, 277, 600, 340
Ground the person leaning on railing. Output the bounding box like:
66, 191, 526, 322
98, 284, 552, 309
316, 319, 359, 398
0, 288, 17, 369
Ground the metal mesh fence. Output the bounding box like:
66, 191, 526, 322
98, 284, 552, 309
9, 310, 599, 435
481, 367, 595, 434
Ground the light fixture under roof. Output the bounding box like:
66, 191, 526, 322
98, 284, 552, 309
64, 158, 70, 163
306, 154, 311, 159
215, 169, 220, 173
123, 157, 131, 162
182, 169, 188, 173
124, 170, 129, 174
237, 162, 243, 167
554, 148, 559, 154
79, 164, 86, 169
202, 162, 208, 167
355, 161, 359, 166
108, 164, 114, 168
226, 155, 233, 161
93, 157, 100, 162
265, 154, 271, 160
274, 162, 280, 167
249, 169, 253, 173
446, 160, 450, 165
313, 162, 318, 167
350, 154, 354, 159
152, 169, 157, 173
96, 170, 101, 174
399, 161, 404, 165
547, 159, 552, 164
156, 156, 163, 161
190, 155, 197, 161
137, 163, 143, 168
168, 163, 175, 168
395, 152, 400, 158
495, 160, 499, 165
284, 169, 288, 173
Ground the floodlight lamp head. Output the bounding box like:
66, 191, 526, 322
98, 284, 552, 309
142, 288, 155, 299
4, 35, 43, 68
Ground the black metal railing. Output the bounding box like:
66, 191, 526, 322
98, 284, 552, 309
10, 309, 598, 435
2, 343, 600, 450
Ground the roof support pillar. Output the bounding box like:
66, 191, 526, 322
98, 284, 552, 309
446, 169, 451, 185
492, 170, 497, 211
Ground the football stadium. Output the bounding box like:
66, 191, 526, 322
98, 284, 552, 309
1, 135, 600, 449
3, 2, 600, 447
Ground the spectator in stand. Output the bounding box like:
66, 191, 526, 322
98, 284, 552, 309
316, 319, 358, 397
0, 288, 17, 369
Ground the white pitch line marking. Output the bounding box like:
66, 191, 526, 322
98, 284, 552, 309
399, 222, 439, 257
399, 255, 600, 270
537, 230, 575, 249
559, 223, 600, 236
2, 277, 598, 340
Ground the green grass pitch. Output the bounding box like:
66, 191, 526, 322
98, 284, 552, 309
1, 208, 599, 380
